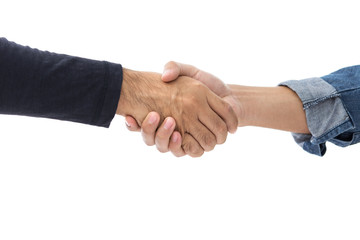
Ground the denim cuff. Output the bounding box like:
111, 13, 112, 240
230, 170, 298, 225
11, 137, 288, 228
279, 77, 354, 156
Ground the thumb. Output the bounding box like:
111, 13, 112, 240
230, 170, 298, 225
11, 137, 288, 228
161, 61, 181, 82
125, 115, 141, 132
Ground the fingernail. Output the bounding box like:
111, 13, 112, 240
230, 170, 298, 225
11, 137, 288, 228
125, 120, 130, 127
148, 113, 157, 124
171, 134, 178, 143
163, 118, 173, 130
163, 69, 171, 77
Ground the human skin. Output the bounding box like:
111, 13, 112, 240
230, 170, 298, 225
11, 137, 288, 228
116, 68, 238, 157
125, 62, 310, 157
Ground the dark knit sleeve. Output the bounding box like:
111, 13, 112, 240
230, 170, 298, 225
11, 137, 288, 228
0, 38, 122, 127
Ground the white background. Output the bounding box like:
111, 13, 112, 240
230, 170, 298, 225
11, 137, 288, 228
1, 0, 360, 239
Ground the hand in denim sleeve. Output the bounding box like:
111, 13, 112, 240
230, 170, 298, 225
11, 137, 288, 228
280, 65, 360, 156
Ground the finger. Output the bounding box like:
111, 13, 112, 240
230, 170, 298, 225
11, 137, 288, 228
188, 121, 217, 152
162, 61, 181, 82
182, 133, 204, 158
168, 131, 185, 157
154, 117, 176, 153
125, 115, 141, 132
198, 108, 228, 144
207, 92, 238, 134
162, 61, 200, 82
141, 112, 160, 146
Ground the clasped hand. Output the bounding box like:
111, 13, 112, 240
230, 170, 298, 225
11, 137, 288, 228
118, 62, 240, 157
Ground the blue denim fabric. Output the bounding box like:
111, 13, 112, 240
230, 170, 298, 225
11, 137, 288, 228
280, 65, 360, 156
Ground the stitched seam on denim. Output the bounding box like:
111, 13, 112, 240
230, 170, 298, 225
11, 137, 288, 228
328, 132, 360, 146
303, 93, 340, 109
336, 86, 360, 94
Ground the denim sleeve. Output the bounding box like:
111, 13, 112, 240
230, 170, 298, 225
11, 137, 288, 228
279, 65, 360, 156
0, 38, 122, 127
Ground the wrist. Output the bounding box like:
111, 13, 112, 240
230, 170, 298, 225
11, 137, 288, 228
229, 85, 278, 128
116, 68, 169, 125
227, 85, 248, 127
228, 84, 309, 133
116, 68, 133, 116
116, 68, 152, 118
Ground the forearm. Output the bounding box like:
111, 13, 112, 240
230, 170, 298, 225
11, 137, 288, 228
230, 84, 310, 134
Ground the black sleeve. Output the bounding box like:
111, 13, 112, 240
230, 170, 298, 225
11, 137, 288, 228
0, 37, 123, 127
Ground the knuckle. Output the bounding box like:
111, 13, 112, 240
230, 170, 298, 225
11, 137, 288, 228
188, 81, 205, 95
171, 149, 185, 157
192, 80, 203, 88
202, 134, 216, 151
144, 140, 154, 146
156, 145, 169, 153
191, 149, 204, 158
156, 130, 171, 140
155, 138, 169, 152
204, 145, 214, 152
217, 133, 227, 144
182, 134, 205, 157
142, 125, 155, 135
193, 69, 203, 80
215, 122, 227, 144
169, 142, 182, 152
183, 141, 201, 156
183, 95, 197, 106
224, 101, 233, 114
182, 141, 191, 153
223, 103, 238, 128
216, 120, 228, 135
142, 132, 155, 146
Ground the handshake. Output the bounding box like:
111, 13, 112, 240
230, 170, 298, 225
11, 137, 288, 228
116, 61, 242, 157
117, 61, 309, 157
0, 38, 314, 156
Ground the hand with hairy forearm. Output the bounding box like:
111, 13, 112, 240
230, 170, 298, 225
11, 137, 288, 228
117, 68, 238, 157
125, 62, 310, 157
